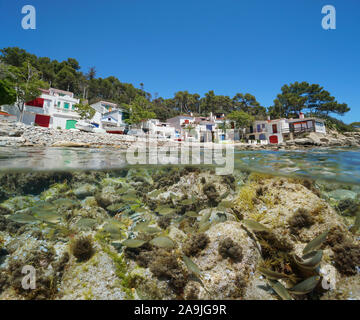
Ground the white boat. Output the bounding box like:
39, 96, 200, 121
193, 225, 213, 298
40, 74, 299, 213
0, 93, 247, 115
75, 120, 96, 132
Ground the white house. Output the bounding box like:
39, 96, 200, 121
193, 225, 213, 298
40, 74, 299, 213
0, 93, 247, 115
166, 115, 196, 131
2, 88, 80, 129
89, 101, 128, 132
142, 119, 176, 139
246, 113, 326, 144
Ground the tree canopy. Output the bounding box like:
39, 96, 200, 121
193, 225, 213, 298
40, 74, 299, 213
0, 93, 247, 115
268, 81, 349, 119
124, 95, 156, 125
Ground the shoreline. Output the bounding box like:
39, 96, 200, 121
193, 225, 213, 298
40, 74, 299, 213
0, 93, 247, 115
1, 120, 360, 151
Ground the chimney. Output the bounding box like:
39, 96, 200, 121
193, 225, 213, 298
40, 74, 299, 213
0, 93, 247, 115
267, 115, 271, 122
299, 112, 304, 119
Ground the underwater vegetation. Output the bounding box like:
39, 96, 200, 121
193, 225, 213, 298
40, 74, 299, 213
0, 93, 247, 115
288, 208, 315, 235
149, 249, 188, 294
182, 233, 210, 257
0, 167, 359, 300
218, 237, 243, 262
70, 236, 95, 262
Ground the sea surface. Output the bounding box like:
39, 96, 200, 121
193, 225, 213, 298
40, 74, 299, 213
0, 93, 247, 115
0, 146, 359, 184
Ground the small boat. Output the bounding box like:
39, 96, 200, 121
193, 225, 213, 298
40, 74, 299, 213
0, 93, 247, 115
75, 120, 95, 132
103, 124, 127, 135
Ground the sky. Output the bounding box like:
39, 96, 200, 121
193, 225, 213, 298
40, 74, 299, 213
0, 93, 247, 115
0, 0, 359, 123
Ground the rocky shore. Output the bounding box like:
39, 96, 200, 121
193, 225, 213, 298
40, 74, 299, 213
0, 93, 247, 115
0, 120, 360, 150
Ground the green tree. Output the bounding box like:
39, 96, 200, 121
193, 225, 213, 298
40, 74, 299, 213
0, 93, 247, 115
74, 103, 95, 120
5, 62, 48, 121
269, 82, 350, 118
227, 110, 254, 138
0, 79, 17, 106
124, 95, 156, 125
233, 93, 267, 119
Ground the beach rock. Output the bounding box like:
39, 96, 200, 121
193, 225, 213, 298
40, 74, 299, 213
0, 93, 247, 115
51, 141, 91, 148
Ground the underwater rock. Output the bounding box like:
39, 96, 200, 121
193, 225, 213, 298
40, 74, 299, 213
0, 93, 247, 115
59, 249, 128, 300
0, 196, 36, 214
0, 171, 73, 195
95, 186, 124, 208
327, 189, 357, 201
337, 199, 360, 217
185, 221, 260, 300
332, 242, 360, 276
73, 184, 98, 199
39, 183, 69, 201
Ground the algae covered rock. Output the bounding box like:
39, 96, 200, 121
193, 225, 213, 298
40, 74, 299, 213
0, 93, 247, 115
327, 189, 357, 201
185, 221, 260, 300
73, 184, 98, 199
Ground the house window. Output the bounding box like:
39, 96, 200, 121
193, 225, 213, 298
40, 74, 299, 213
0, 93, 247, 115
71, 104, 75, 110
57, 101, 61, 108
64, 103, 69, 109
272, 124, 278, 133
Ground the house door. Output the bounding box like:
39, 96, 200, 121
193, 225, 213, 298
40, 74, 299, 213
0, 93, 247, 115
259, 133, 266, 140
35, 114, 50, 127
66, 120, 77, 129
269, 135, 278, 144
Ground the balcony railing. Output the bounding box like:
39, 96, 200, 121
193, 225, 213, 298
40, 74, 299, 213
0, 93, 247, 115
246, 126, 315, 135
282, 127, 315, 134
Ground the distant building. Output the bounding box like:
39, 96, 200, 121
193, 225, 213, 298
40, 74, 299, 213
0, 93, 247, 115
2, 88, 80, 129
166, 115, 196, 131
245, 113, 326, 144
90, 101, 129, 133
142, 119, 176, 139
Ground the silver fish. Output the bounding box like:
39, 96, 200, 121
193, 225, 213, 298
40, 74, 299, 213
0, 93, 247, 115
302, 231, 328, 255
288, 276, 321, 295
293, 250, 323, 271
183, 255, 202, 277
185, 211, 199, 218
122, 239, 147, 248
7, 213, 39, 224
242, 219, 270, 232
150, 236, 175, 248
268, 280, 293, 300
258, 267, 291, 280
199, 211, 212, 225
156, 205, 175, 216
